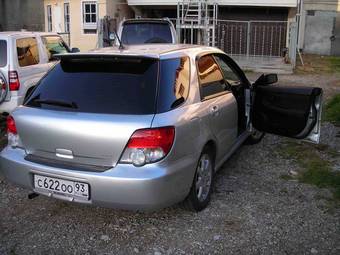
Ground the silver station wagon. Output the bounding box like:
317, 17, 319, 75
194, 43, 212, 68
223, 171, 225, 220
0, 44, 322, 211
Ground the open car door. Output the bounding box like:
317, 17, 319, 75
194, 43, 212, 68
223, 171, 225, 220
251, 81, 323, 143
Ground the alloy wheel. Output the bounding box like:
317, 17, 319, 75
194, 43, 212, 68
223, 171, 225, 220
195, 154, 212, 202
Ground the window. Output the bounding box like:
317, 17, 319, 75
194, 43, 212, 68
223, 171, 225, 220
42, 36, 70, 61
197, 55, 228, 99
121, 22, 173, 44
157, 57, 190, 113
64, 3, 70, 33
47, 5, 52, 32
0, 40, 7, 67
16, 38, 40, 67
214, 55, 241, 86
25, 57, 159, 115
82, 1, 97, 33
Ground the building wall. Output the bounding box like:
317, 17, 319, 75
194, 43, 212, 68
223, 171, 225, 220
303, 0, 340, 12
43, 0, 131, 51
301, 0, 340, 55
218, 7, 289, 21
0, 0, 44, 31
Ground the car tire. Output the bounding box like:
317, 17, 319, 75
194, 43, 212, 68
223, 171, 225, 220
182, 147, 214, 212
244, 129, 265, 145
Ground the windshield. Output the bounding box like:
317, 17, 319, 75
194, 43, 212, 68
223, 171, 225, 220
25, 57, 159, 115
121, 22, 173, 44
42, 36, 70, 61
0, 40, 7, 67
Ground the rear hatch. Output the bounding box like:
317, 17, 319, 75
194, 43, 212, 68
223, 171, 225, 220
0, 39, 8, 104
14, 55, 159, 169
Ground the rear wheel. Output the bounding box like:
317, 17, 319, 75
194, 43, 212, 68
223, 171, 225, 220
182, 148, 214, 211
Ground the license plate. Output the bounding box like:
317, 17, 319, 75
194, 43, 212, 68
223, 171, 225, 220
34, 174, 89, 199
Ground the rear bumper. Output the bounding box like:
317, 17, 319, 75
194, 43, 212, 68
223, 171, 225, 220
0, 146, 196, 211
0, 95, 23, 114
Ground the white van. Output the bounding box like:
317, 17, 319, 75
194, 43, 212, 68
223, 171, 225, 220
0, 32, 78, 114
116, 18, 177, 45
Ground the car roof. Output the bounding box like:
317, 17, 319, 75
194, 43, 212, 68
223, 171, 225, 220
58, 44, 224, 60
0, 31, 60, 38
122, 18, 172, 24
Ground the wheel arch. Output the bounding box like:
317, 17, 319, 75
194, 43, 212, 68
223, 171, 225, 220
203, 140, 217, 170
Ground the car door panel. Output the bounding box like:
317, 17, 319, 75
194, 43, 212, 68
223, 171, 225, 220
197, 54, 239, 160
207, 93, 238, 162
252, 85, 322, 142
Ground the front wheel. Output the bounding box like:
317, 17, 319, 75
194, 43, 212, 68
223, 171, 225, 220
182, 149, 214, 211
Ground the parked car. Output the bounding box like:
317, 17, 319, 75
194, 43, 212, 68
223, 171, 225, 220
116, 18, 177, 45
0, 44, 322, 211
0, 32, 78, 114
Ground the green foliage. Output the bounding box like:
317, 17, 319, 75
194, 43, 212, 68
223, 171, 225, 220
324, 94, 340, 125
280, 140, 340, 201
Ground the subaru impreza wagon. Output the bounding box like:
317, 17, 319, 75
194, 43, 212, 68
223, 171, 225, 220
0, 44, 322, 211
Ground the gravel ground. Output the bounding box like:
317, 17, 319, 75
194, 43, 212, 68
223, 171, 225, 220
0, 73, 339, 255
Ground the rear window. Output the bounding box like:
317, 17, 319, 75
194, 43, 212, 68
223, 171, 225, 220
25, 57, 159, 115
0, 40, 7, 67
121, 22, 173, 44
16, 37, 40, 67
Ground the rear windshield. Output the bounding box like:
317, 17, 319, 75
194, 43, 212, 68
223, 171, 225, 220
25, 57, 159, 115
121, 22, 173, 44
0, 40, 7, 67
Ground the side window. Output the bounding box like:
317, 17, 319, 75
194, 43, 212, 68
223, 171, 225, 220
197, 55, 228, 99
214, 55, 241, 86
16, 37, 40, 67
157, 57, 190, 113
42, 36, 69, 62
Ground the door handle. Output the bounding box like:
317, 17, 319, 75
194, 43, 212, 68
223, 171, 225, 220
210, 105, 219, 116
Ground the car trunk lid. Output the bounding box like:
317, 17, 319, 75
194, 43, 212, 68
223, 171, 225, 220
13, 107, 154, 168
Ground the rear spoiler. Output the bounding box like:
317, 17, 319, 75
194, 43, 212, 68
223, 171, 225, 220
54, 53, 159, 61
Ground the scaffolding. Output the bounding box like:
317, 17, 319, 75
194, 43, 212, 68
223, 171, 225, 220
176, 0, 218, 46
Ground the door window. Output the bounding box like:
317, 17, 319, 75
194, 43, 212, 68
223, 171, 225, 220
16, 37, 40, 67
213, 55, 241, 86
42, 36, 69, 61
197, 55, 228, 99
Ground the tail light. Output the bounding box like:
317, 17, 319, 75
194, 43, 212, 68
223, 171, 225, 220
7, 115, 19, 147
120, 127, 175, 166
9, 71, 20, 91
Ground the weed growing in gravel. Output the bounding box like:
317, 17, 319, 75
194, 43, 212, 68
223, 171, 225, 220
280, 140, 340, 202
323, 94, 340, 125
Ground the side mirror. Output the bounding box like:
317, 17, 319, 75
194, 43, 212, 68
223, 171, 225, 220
254, 73, 278, 86
71, 47, 80, 53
